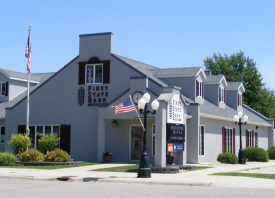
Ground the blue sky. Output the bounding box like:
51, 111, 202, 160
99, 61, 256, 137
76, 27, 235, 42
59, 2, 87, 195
1, 1, 275, 90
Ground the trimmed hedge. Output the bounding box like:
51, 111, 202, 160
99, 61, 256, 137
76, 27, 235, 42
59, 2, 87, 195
8, 134, 31, 154
45, 149, 70, 162
20, 150, 44, 162
267, 147, 275, 159
0, 152, 18, 164
217, 152, 238, 164
244, 147, 269, 162
38, 134, 60, 154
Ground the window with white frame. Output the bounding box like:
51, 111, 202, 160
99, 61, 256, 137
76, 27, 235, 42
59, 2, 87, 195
29, 125, 60, 149
238, 94, 242, 106
0, 82, 6, 96
199, 126, 205, 155
247, 130, 253, 147
225, 128, 233, 153
86, 64, 103, 84
255, 132, 258, 147
220, 88, 225, 103
198, 82, 203, 97
0, 127, 5, 143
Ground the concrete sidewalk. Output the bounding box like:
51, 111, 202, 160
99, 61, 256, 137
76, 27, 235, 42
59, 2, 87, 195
1, 161, 275, 189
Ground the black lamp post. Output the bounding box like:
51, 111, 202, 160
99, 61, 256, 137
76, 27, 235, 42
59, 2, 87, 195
234, 111, 248, 164
137, 92, 159, 178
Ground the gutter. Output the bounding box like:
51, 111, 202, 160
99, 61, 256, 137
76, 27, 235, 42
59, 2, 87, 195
200, 113, 272, 127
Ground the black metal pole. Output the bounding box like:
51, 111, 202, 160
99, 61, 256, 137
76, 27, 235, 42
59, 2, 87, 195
238, 118, 246, 164
137, 103, 151, 178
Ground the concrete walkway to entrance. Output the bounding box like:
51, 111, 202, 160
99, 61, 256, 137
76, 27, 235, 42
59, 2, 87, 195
1, 161, 275, 189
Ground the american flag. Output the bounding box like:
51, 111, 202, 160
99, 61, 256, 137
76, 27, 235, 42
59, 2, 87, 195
25, 29, 31, 73
113, 98, 135, 114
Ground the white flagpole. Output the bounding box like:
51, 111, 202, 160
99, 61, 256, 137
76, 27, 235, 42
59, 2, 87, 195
129, 95, 145, 131
26, 25, 31, 135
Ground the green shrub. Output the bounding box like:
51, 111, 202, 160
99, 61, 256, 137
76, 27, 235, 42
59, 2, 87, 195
0, 152, 18, 164
217, 152, 238, 164
20, 150, 44, 162
44, 149, 70, 162
267, 147, 275, 159
38, 134, 60, 154
8, 134, 31, 154
244, 147, 269, 162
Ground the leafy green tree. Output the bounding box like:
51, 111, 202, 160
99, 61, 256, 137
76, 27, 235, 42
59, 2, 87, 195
204, 51, 275, 118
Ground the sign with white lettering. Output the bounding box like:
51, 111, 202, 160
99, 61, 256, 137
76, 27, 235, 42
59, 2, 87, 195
167, 93, 184, 124
167, 143, 174, 152
174, 143, 184, 151
167, 123, 185, 143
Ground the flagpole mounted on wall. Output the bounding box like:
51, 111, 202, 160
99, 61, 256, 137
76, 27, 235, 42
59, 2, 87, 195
25, 25, 32, 135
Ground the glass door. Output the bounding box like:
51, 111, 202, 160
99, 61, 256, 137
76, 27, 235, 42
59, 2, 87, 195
130, 126, 143, 161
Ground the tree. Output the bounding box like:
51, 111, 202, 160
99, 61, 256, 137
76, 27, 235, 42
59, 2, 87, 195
204, 51, 275, 119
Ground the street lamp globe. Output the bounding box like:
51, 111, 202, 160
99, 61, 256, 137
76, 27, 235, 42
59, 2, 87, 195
138, 98, 146, 110
238, 111, 243, 118
243, 115, 248, 122
143, 92, 151, 103
151, 99, 159, 111
234, 115, 239, 122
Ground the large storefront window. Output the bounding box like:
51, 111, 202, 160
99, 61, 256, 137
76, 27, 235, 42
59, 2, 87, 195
130, 126, 143, 161
28, 125, 60, 150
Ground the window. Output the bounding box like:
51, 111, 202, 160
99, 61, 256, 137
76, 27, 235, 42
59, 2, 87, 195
29, 125, 60, 150
247, 130, 253, 147
0, 127, 5, 143
196, 80, 204, 98
86, 64, 103, 84
0, 82, 6, 96
199, 126, 205, 156
225, 128, 233, 153
255, 132, 258, 147
152, 125, 155, 156
219, 87, 225, 103
238, 93, 243, 107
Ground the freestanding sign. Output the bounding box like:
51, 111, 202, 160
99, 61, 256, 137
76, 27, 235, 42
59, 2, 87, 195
167, 92, 184, 124
166, 123, 185, 143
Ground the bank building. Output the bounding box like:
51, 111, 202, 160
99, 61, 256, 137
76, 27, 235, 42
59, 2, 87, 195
0, 32, 274, 167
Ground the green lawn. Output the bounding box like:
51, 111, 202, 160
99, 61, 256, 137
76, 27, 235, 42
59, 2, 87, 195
211, 172, 275, 180
0, 162, 99, 170
92, 164, 140, 172
196, 166, 213, 170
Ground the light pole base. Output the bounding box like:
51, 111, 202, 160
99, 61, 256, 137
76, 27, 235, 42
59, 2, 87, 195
137, 168, 151, 178
238, 149, 246, 164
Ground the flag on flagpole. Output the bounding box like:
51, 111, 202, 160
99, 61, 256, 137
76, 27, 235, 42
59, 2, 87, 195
113, 98, 135, 114
25, 29, 31, 73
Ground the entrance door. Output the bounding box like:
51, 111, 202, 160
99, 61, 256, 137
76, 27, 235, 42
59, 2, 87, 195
130, 126, 143, 161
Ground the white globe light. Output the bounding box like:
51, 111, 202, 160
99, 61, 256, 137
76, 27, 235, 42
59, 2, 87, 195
138, 98, 146, 110
151, 99, 159, 111
238, 111, 243, 118
143, 92, 150, 103
243, 115, 248, 122
234, 115, 239, 122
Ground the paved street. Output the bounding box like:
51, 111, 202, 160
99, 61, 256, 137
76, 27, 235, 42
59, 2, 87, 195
1, 178, 275, 198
